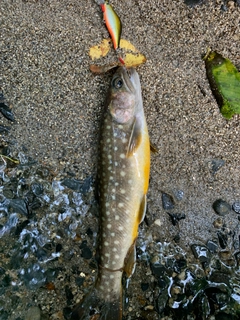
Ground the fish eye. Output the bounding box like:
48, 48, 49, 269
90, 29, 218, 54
113, 77, 123, 89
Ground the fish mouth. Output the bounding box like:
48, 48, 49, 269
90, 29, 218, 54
117, 67, 140, 94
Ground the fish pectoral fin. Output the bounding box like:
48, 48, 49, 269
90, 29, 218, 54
124, 242, 136, 278
138, 194, 147, 224
126, 117, 142, 157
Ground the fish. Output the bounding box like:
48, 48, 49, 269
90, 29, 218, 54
71, 67, 150, 320
100, 1, 122, 50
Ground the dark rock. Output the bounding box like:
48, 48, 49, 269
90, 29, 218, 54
61, 176, 92, 194
173, 234, 180, 243
217, 231, 228, 249
162, 192, 174, 210
167, 212, 186, 226
156, 288, 168, 314
0, 267, 5, 276
0, 102, 15, 122
0, 125, 10, 133
80, 241, 92, 260
184, 0, 203, 6
15, 219, 30, 236
206, 240, 218, 253
0, 310, 9, 320
209, 272, 230, 286
212, 199, 231, 216
141, 282, 149, 291
75, 277, 84, 286
63, 307, 72, 319
232, 201, 240, 214
191, 244, 210, 263
56, 243, 62, 253
65, 285, 74, 302
234, 251, 240, 266
31, 183, 44, 196
173, 258, 187, 273
215, 312, 238, 320
209, 159, 225, 175
9, 198, 28, 216
150, 263, 166, 278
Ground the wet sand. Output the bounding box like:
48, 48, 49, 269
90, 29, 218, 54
1, 0, 240, 319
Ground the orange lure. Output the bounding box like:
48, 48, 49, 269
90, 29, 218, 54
100, 2, 122, 50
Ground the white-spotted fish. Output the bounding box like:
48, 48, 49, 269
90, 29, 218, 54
71, 67, 150, 320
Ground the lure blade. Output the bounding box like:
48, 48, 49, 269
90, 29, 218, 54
101, 2, 122, 50
204, 50, 240, 119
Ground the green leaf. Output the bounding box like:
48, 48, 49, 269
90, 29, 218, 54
203, 50, 240, 119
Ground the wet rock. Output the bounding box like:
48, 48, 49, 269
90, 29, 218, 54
31, 183, 44, 196
167, 212, 186, 226
61, 176, 92, 194
191, 244, 210, 263
212, 199, 231, 216
213, 217, 223, 228
141, 282, 149, 291
25, 306, 41, 320
139, 310, 160, 320
232, 201, 240, 214
209, 272, 230, 286
80, 240, 92, 260
9, 198, 28, 216
234, 251, 240, 266
215, 312, 238, 320
173, 257, 187, 273
65, 285, 74, 304
0, 310, 9, 320
206, 240, 218, 253
0, 102, 15, 122
150, 263, 166, 278
56, 243, 62, 253
161, 192, 175, 210
156, 288, 168, 314
217, 231, 228, 249
15, 219, 30, 236
219, 250, 235, 267
173, 234, 180, 243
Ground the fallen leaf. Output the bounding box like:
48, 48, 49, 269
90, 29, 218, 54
124, 52, 146, 68
204, 49, 240, 119
89, 39, 111, 60
119, 39, 137, 52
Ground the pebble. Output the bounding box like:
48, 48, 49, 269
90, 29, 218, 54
206, 240, 218, 253
162, 192, 175, 210
209, 159, 225, 175
212, 199, 231, 216
25, 306, 41, 320
191, 244, 210, 263
217, 231, 228, 249
213, 217, 223, 228
232, 201, 240, 214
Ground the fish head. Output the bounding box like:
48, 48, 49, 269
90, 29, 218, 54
108, 67, 142, 125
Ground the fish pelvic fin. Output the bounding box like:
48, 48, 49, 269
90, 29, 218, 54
71, 286, 122, 320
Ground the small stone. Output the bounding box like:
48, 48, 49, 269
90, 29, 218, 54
154, 219, 161, 227
191, 244, 210, 263
217, 231, 228, 249
213, 217, 223, 229
80, 241, 92, 260
209, 159, 225, 175
9, 198, 28, 216
141, 283, 149, 291
167, 212, 186, 226
206, 240, 218, 253
232, 201, 240, 214
25, 306, 41, 320
212, 199, 231, 216
162, 192, 175, 210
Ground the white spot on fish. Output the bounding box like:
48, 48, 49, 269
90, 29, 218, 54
105, 253, 110, 257
104, 241, 109, 246
112, 188, 116, 193
107, 224, 112, 229
111, 232, 115, 237
106, 211, 110, 216
115, 254, 120, 259
110, 274, 115, 279
122, 137, 127, 143
106, 125, 111, 129
120, 153, 125, 159
120, 171, 126, 177
118, 203, 124, 208
114, 240, 119, 244
120, 189, 126, 194
118, 226, 123, 231
115, 215, 120, 220
112, 247, 117, 252
112, 195, 116, 200
114, 146, 118, 151
106, 202, 110, 207
114, 161, 118, 166
108, 154, 112, 160
128, 179, 133, 184
115, 182, 119, 186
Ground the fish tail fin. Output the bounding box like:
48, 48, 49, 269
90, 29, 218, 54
71, 286, 122, 320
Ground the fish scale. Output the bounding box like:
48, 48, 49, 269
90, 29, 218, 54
71, 67, 150, 320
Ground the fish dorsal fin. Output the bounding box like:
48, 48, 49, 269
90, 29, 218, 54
138, 194, 147, 224
124, 243, 136, 278
126, 117, 142, 157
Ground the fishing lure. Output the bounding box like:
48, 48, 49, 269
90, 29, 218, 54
100, 1, 122, 50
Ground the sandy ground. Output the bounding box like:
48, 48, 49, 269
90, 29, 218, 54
1, 0, 240, 319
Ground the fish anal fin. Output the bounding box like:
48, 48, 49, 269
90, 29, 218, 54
126, 117, 142, 157
124, 242, 136, 278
